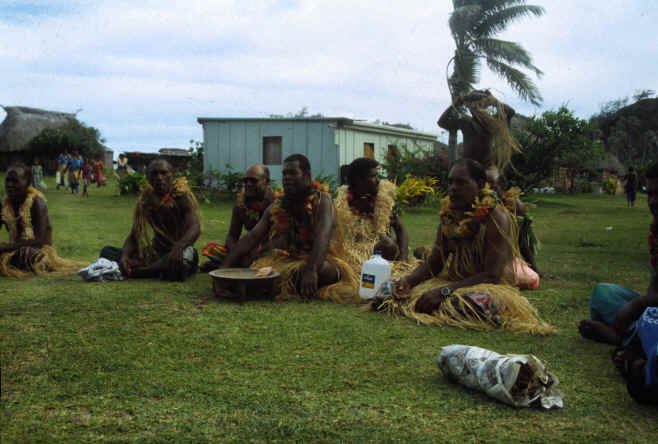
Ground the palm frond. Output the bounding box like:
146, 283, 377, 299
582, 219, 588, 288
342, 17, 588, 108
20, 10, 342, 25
474, 38, 543, 76
451, 48, 480, 92
474, 4, 545, 38
449, 3, 482, 39
486, 58, 543, 105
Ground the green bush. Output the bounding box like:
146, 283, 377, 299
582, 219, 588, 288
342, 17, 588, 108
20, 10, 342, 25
29, 119, 106, 159
381, 145, 448, 191
313, 172, 338, 196
118, 172, 148, 195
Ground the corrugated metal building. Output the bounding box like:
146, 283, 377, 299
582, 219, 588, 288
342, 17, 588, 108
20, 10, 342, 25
197, 117, 437, 182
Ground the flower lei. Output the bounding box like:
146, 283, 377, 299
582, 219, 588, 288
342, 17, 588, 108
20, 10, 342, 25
236, 188, 272, 226
440, 183, 499, 240
346, 189, 376, 217
648, 217, 658, 269
1, 186, 45, 242
270, 181, 328, 255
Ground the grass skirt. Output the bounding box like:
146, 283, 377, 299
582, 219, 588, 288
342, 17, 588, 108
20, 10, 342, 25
381, 276, 555, 335
251, 250, 360, 304
0, 245, 88, 278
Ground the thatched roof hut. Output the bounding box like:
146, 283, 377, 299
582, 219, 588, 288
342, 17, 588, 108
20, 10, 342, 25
598, 152, 626, 175
0, 106, 76, 170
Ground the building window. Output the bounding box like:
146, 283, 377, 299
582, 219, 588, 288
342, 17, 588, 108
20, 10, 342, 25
364, 143, 375, 159
263, 136, 282, 165
387, 144, 400, 158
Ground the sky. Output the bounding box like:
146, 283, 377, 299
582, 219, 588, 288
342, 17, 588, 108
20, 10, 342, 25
1, 0, 656, 154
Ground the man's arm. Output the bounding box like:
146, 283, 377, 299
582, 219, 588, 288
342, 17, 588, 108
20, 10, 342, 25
396, 225, 445, 292
224, 205, 244, 251
611, 277, 658, 336
167, 194, 202, 276
298, 193, 335, 297
390, 214, 409, 261
221, 205, 271, 268
437, 103, 468, 131
0, 197, 52, 253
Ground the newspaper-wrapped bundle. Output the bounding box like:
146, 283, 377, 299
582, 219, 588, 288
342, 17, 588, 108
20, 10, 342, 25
437, 345, 563, 409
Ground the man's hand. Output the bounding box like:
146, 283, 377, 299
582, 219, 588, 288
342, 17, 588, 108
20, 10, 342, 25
168, 244, 185, 277
119, 255, 135, 277
393, 277, 411, 297
415, 288, 446, 314
299, 266, 318, 300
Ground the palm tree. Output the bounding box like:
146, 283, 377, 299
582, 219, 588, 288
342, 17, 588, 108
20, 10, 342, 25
445, 0, 545, 165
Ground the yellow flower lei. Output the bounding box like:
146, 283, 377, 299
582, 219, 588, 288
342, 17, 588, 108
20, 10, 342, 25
1, 186, 45, 241
440, 183, 499, 240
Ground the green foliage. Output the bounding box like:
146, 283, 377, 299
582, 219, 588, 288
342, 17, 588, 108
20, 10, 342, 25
28, 119, 106, 158
509, 106, 605, 192
118, 171, 147, 195
381, 145, 449, 190
313, 172, 338, 196
603, 177, 618, 195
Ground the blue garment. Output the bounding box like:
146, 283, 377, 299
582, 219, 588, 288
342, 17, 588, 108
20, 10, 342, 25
637, 307, 658, 389
58, 153, 69, 165
68, 157, 82, 169
589, 283, 639, 345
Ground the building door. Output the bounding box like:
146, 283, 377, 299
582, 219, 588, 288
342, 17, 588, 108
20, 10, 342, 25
364, 143, 375, 159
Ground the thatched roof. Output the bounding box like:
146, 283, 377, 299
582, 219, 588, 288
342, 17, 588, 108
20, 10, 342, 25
599, 152, 626, 175
0, 106, 76, 153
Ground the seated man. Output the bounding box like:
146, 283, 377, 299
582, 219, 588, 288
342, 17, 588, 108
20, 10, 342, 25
334, 157, 410, 275
200, 164, 276, 271
374, 159, 554, 334
579, 163, 658, 346
100, 159, 201, 281
221, 154, 359, 303
1, 162, 87, 277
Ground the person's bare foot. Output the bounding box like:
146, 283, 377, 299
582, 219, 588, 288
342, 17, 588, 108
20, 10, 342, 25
200, 261, 219, 273
578, 319, 622, 345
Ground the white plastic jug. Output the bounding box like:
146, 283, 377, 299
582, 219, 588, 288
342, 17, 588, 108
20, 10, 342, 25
359, 251, 392, 299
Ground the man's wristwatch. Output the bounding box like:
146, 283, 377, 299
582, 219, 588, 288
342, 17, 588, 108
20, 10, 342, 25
439, 286, 452, 297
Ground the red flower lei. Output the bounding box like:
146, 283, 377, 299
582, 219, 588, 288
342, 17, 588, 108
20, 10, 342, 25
346, 189, 376, 217
270, 182, 327, 254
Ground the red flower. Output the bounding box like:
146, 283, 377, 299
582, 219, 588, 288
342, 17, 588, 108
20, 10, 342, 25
473, 207, 489, 221
312, 181, 320, 189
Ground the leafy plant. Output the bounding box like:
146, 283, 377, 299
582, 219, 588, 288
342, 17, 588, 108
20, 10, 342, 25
29, 119, 106, 158
118, 171, 147, 195
395, 175, 440, 210
381, 144, 448, 190
603, 177, 618, 195
313, 172, 338, 196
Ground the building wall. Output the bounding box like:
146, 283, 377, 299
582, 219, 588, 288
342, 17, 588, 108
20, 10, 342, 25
335, 127, 436, 166
202, 120, 340, 183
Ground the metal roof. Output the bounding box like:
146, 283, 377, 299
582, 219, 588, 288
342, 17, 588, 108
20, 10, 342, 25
196, 117, 438, 140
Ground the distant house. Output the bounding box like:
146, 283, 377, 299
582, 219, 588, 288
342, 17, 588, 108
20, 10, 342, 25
122, 148, 191, 173
0, 106, 76, 171
197, 117, 438, 182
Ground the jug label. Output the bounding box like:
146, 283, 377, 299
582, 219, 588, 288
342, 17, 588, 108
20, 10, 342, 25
361, 273, 375, 289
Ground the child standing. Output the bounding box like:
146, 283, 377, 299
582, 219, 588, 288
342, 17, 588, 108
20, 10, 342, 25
82, 158, 93, 198
31, 158, 46, 191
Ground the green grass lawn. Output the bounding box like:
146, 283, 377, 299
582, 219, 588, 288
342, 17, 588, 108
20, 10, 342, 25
1, 176, 657, 443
